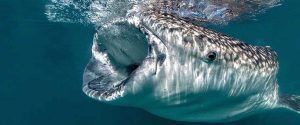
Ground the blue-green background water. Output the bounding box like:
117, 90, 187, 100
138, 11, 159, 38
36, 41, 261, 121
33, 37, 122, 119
1, 0, 300, 125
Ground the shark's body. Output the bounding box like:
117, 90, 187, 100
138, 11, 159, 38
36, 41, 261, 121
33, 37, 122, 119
83, 7, 300, 122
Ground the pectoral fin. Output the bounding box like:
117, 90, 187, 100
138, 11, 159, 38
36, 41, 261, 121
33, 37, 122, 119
279, 94, 300, 114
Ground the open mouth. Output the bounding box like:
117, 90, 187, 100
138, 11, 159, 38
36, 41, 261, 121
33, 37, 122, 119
82, 22, 149, 101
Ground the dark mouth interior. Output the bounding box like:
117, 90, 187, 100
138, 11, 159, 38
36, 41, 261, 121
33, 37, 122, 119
97, 22, 149, 76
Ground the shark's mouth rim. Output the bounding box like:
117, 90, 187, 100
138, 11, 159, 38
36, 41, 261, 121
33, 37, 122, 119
82, 19, 168, 101
82, 29, 153, 101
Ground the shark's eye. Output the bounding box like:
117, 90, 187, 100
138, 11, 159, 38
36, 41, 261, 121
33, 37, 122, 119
206, 51, 217, 62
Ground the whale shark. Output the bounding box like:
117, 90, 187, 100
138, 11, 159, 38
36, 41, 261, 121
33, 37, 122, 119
82, 4, 299, 123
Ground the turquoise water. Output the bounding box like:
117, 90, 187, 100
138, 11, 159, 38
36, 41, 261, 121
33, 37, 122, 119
1, 0, 300, 125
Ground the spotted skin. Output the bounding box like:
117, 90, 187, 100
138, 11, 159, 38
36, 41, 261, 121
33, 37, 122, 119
138, 10, 279, 73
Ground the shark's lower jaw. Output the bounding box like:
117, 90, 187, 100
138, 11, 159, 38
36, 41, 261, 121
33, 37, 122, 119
82, 22, 150, 102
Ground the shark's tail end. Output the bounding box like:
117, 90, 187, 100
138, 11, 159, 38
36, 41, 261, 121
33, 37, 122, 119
279, 94, 300, 114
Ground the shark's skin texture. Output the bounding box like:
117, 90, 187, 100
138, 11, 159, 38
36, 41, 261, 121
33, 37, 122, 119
83, 7, 299, 123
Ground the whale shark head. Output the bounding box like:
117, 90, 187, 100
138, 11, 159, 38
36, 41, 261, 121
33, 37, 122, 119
83, 10, 279, 101
82, 10, 282, 122
82, 10, 281, 122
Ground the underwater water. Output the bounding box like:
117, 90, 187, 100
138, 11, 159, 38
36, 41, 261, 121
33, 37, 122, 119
1, 0, 300, 125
